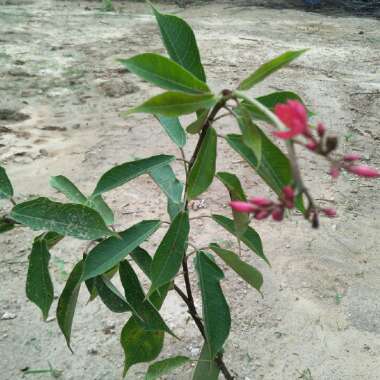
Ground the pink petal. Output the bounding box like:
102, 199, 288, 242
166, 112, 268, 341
329, 166, 340, 179
254, 209, 271, 220
273, 129, 299, 140
317, 123, 326, 137
347, 165, 380, 178
322, 208, 337, 217
272, 207, 284, 221
250, 197, 273, 207
230, 201, 256, 213
343, 153, 361, 162
282, 186, 295, 201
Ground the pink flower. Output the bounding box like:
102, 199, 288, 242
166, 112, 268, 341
273, 100, 308, 140
306, 141, 318, 151
347, 165, 380, 178
230, 201, 256, 213
254, 209, 271, 220
329, 166, 340, 179
272, 207, 284, 221
282, 186, 295, 200
317, 123, 326, 137
322, 208, 337, 217
250, 197, 273, 207
343, 153, 361, 162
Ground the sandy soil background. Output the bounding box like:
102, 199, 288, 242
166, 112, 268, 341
0, 1, 379, 379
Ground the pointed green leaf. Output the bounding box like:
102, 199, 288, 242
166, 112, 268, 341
49, 175, 87, 204
150, 211, 189, 293
156, 116, 186, 147
192, 342, 220, 380
85, 195, 114, 225
10, 197, 113, 240
119, 260, 174, 336
149, 165, 183, 205
226, 133, 291, 196
120, 247, 171, 376
82, 219, 161, 281
186, 109, 209, 134
242, 91, 312, 123
124, 92, 218, 118
0, 217, 15, 234
238, 49, 307, 90
235, 105, 262, 165
26, 237, 54, 320
95, 275, 131, 313
216, 172, 249, 238
209, 243, 263, 293
145, 356, 190, 380
187, 127, 217, 200
0, 166, 14, 200
121, 318, 165, 377
212, 214, 268, 265
195, 251, 231, 359
130, 246, 153, 278
152, 5, 206, 81
92, 155, 175, 196
57, 260, 83, 351
119, 53, 209, 94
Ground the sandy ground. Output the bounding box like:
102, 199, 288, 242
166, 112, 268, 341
0, 1, 380, 379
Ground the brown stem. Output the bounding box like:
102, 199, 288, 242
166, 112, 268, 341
178, 95, 235, 379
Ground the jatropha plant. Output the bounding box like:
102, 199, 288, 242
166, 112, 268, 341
0, 5, 378, 380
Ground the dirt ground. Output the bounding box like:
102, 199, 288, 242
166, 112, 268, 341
1, 0, 380, 379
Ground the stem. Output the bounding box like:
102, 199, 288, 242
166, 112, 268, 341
179, 95, 234, 379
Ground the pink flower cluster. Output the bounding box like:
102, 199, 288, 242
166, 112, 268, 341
230, 186, 295, 222
230, 186, 337, 223
273, 100, 379, 179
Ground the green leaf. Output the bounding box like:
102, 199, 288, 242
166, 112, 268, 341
82, 220, 161, 281
149, 165, 183, 205
195, 251, 231, 359
186, 109, 209, 134
92, 155, 175, 196
50, 176, 114, 225
150, 211, 189, 293
235, 105, 262, 166
130, 246, 152, 278
85, 195, 114, 225
209, 243, 263, 293
120, 53, 209, 94
49, 175, 87, 204
187, 127, 217, 200
121, 318, 165, 377
120, 246, 171, 376
94, 275, 131, 313
0, 218, 15, 234
156, 115, 186, 147
216, 172, 249, 238
124, 92, 218, 118
152, 5, 206, 81
242, 91, 311, 123
57, 260, 83, 351
226, 133, 291, 197
26, 237, 54, 320
212, 214, 268, 265
192, 342, 220, 380
119, 260, 174, 336
42, 231, 63, 249
238, 49, 307, 90
0, 166, 14, 200
10, 197, 114, 240
145, 356, 190, 380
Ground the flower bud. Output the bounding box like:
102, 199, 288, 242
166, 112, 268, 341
230, 201, 256, 213
272, 207, 284, 221
329, 166, 340, 179
347, 165, 380, 178
343, 153, 361, 162
306, 141, 318, 151
254, 209, 271, 220
282, 186, 295, 201
322, 208, 337, 217
317, 123, 326, 137
250, 197, 273, 207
